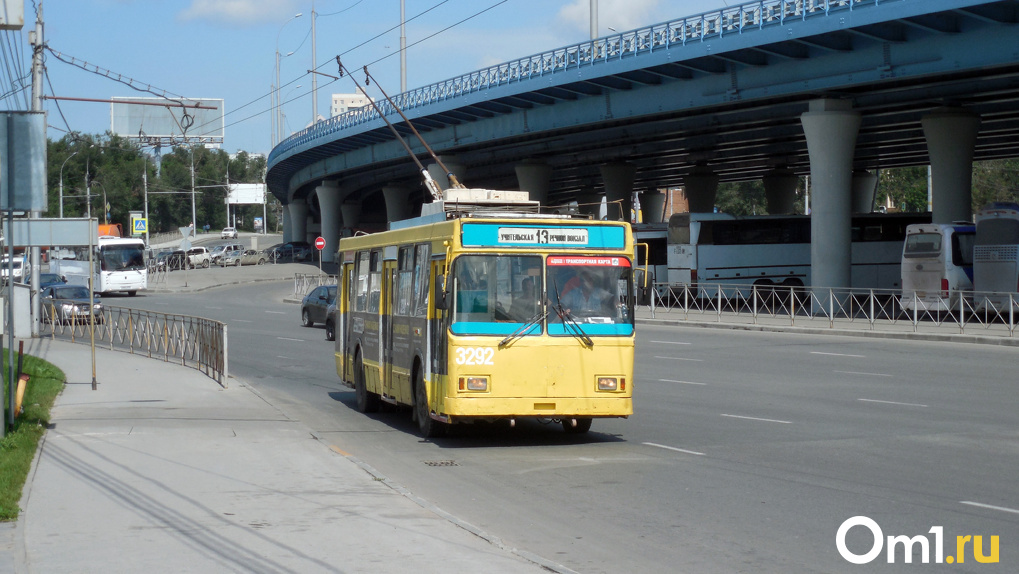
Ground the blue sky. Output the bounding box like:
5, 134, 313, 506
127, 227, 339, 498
36, 0, 731, 156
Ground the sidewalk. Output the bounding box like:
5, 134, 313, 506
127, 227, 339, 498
2, 338, 543, 573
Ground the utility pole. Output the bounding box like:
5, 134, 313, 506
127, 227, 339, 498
311, 3, 318, 126
143, 155, 149, 246
29, 2, 44, 338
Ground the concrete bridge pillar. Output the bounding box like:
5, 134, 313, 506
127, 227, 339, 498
599, 163, 636, 221
683, 166, 719, 213
851, 170, 878, 213
315, 181, 351, 263
922, 108, 981, 223
288, 199, 309, 244
800, 98, 860, 292
282, 208, 293, 243
340, 200, 362, 232
640, 191, 666, 223
383, 185, 414, 222
427, 156, 467, 191
763, 168, 799, 214
514, 160, 552, 204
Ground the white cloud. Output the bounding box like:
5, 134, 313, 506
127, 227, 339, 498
557, 0, 732, 35
179, 0, 304, 26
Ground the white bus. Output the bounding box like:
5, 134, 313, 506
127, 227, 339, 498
666, 212, 930, 293
973, 203, 1019, 310
899, 223, 975, 311
50, 236, 147, 296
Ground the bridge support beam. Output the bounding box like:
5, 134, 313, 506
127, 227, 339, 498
600, 163, 635, 221
288, 199, 309, 245
514, 160, 552, 204
640, 191, 666, 223
315, 181, 349, 263
683, 166, 719, 213
852, 170, 878, 213
383, 185, 414, 223
427, 156, 466, 191
801, 99, 860, 293
922, 108, 981, 223
763, 168, 799, 214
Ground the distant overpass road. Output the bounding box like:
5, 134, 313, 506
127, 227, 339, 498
115, 285, 1018, 573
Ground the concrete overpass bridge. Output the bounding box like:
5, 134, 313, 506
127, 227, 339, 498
266, 0, 1019, 287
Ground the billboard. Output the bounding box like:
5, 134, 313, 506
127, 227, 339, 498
111, 97, 224, 146
228, 183, 266, 205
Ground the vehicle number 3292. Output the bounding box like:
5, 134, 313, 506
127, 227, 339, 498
455, 347, 494, 365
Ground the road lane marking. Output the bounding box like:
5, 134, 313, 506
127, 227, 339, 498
265, 310, 286, 315
654, 356, 703, 362
721, 414, 792, 424
233, 319, 253, 323
205, 306, 223, 309
811, 351, 865, 358
960, 501, 1019, 515
651, 340, 691, 345
277, 337, 305, 342
835, 370, 892, 377
643, 442, 704, 456
330, 445, 353, 457
858, 398, 928, 408
659, 379, 706, 386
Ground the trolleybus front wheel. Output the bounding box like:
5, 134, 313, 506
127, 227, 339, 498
414, 367, 445, 438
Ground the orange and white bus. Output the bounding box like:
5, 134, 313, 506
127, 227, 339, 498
334, 191, 638, 437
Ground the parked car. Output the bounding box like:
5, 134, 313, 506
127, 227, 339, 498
210, 243, 244, 265
269, 242, 312, 262
221, 226, 238, 239
1, 256, 30, 283
158, 250, 190, 271
37, 272, 67, 288
221, 249, 267, 267
301, 285, 337, 327
324, 302, 337, 341
41, 284, 104, 324
186, 246, 211, 268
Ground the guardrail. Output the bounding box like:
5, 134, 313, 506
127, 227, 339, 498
271, 0, 898, 163
294, 273, 338, 296
42, 304, 229, 387
644, 283, 1017, 338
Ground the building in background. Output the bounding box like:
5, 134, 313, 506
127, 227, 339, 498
330, 93, 372, 117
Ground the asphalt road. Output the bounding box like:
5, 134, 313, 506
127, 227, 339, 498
112, 281, 1018, 573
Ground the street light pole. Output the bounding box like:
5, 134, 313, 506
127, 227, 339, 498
275, 12, 303, 146
94, 180, 108, 224
59, 151, 78, 218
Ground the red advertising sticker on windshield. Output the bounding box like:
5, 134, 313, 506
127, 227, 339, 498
547, 256, 630, 267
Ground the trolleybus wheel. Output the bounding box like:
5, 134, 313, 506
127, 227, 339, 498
354, 352, 379, 413
414, 367, 444, 438
562, 417, 592, 434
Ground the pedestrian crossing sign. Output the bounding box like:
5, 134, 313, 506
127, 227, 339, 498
132, 218, 147, 235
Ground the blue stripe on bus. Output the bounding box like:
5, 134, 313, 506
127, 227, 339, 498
450, 322, 541, 336
461, 223, 626, 249
548, 323, 633, 336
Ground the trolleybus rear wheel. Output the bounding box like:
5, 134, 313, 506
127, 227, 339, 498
354, 352, 379, 413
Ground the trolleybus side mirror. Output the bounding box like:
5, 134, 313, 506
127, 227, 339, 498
434, 275, 448, 310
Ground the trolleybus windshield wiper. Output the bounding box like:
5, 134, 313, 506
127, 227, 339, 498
550, 279, 594, 348
498, 306, 548, 348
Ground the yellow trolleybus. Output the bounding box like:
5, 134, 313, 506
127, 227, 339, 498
334, 192, 638, 437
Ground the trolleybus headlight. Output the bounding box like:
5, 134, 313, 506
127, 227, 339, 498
459, 376, 488, 391
597, 376, 619, 391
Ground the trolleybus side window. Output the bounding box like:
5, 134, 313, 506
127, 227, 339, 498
355, 251, 370, 312
413, 244, 430, 317
368, 249, 382, 313
397, 246, 414, 316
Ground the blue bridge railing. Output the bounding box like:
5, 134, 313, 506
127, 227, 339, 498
269, 0, 901, 165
